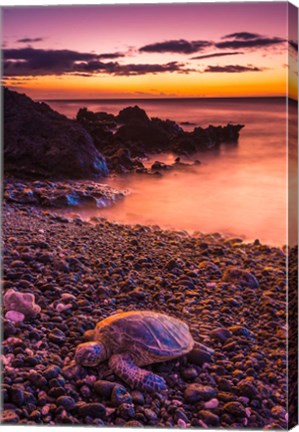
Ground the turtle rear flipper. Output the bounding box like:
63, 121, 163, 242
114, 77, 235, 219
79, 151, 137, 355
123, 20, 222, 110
109, 353, 166, 392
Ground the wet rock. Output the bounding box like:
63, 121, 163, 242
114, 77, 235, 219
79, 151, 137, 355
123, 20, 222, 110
237, 380, 259, 398
125, 420, 143, 427
57, 396, 76, 410
10, 387, 25, 406
1, 409, 20, 424
224, 401, 246, 418
228, 325, 251, 337
181, 367, 198, 380
78, 402, 106, 419
131, 390, 145, 405
94, 380, 116, 398
210, 328, 232, 343
165, 259, 180, 271
42, 365, 61, 380
48, 329, 66, 344
4, 88, 108, 179
111, 385, 133, 406
144, 408, 158, 423
116, 403, 135, 420
62, 363, 83, 380
184, 384, 216, 403
199, 410, 220, 426
117, 106, 150, 125
187, 348, 212, 366
222, 268, 259, 288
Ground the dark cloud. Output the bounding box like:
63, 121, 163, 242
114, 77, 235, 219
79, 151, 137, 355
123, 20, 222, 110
74, 60, 189, 76
222, 32, 261, 40
17, 37, 45, 43
216, 36, 285, 50
139, 39, 212, 54
3, 48, 126, 76
191, 51, 244, 60
289, 40, 298, 51
4, 48, 96, 75
205, 65, 263, 73
3, 47, 190, 77
97, 52, 125, 59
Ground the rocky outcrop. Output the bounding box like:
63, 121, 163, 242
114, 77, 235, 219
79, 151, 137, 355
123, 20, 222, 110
4, 88, 108, 179
116, 105, 150, 124
75, 104, 245, 168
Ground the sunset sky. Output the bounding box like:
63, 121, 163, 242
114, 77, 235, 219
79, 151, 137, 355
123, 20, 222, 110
2, 2, 298, 99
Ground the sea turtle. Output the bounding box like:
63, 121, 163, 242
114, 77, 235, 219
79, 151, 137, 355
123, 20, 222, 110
75, 310, 195, 392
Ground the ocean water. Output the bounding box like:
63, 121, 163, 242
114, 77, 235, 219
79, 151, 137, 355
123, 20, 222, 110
46, 98, 289, 246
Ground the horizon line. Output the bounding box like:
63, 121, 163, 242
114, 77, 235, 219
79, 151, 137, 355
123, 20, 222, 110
41, 95, 293, 102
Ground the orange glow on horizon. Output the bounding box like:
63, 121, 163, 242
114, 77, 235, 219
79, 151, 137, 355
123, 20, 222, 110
4, 67, 288, 100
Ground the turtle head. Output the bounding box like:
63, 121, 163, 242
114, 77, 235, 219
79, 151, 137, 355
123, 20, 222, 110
75, 341, 107, 367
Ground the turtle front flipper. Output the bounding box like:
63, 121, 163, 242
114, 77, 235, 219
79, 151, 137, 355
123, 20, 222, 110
109, 354, 166, 392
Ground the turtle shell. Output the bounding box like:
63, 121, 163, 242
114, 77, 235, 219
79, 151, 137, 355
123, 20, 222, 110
93, 310, 194, 365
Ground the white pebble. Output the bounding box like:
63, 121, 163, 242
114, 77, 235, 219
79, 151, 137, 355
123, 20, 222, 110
56, 303, 72, 312
5, 310, 25, 322
61, 293, 76, 300
177, 419, 187, 428
204, 398, 219, 409
172, 399, 183, 407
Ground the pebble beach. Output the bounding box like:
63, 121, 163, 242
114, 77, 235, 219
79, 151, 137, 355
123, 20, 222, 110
1, 198, 289, 429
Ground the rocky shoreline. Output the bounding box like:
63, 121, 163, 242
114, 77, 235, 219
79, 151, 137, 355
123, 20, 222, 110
4, 178, 128, 210
1, 200, 288, 428
4, 87, 244, 179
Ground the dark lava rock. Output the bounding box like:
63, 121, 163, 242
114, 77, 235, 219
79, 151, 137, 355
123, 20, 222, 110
48, 329, 66, 344
184, 384, 216, 403
237, 380, 259, 398
29, 410, 42, 422
187, 347, 212, 366
210, 328, 233, 343
4, 88, 108, 179
10, 387, 24, 406
222, 268, 259, 288
78, 402, 106, 419
111, 385, 133, 406
125, 420, 143, 427
144, 408, 158, 423
181, 367, 199, 380
3, 319, 17, 338
57, 396, 76, 410
62, 363, 83, 380
228, 325, 251, 337
199, 410, 220, 426
1, 409, 20, 424
117, 106, 150, 125
94, 380, 116, 398
131, 390, 145, 405
43, 365, 61, 380
116, 403, 135, 420
28, 371, 47, 388
165, 259, 180, 271
223, 401, 246, 417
